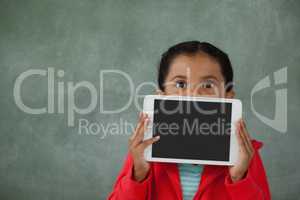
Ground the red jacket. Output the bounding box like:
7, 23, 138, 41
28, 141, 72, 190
108, 140, 271, 200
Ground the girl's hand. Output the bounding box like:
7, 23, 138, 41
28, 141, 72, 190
128, 112, 160, 182
229, 119, 254, 183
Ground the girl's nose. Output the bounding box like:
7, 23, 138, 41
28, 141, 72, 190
184, 85, 216, 98
183, 86, 205, 97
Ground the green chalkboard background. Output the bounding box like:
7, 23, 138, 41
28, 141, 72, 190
0, 0, 299, 199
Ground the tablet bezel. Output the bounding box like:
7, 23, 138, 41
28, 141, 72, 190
143, 95, 241, 166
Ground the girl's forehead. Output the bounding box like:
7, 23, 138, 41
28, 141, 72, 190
167, 54, 224, 81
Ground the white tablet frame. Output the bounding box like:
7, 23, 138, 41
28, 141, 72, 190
143, 95, 242, 166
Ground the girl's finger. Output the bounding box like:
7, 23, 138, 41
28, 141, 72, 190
240, 119, 254, 153
132, 114, 150, 147
140, 135, 160, 149
238, 120, 253, 155
129, 112, 146, 141
236, 121, 247, 153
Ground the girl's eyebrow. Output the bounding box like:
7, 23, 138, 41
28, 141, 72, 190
170, 75, 187, 80
171, 75, 220, 81
200, 75, 220, 81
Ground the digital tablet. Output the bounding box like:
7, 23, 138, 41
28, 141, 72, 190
143, 95, 242, 166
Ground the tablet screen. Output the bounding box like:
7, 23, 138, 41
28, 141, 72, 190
152, 99, 232, 161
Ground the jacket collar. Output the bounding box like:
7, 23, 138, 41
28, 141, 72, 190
160, 162, 226, 200
160, 162, 182, 200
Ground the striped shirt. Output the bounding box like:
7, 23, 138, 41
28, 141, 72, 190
178, 163, 203, 200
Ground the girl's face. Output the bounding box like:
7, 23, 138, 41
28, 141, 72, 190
159, 53, 235, 99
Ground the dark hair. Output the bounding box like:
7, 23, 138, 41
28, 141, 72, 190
157, 41, 233, 92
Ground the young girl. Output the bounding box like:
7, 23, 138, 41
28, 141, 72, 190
107, 41, 271, 200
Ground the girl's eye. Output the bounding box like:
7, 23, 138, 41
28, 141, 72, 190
200, 81, 215, 89
175, 80, 187, 89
